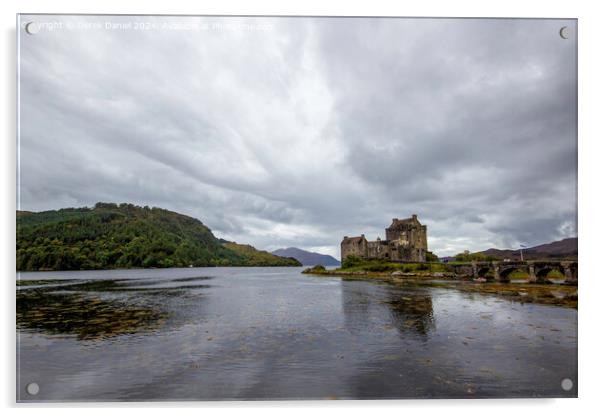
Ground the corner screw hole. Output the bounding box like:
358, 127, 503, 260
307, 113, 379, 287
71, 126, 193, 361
26, 382, 40, 395
561, 378, 573, 391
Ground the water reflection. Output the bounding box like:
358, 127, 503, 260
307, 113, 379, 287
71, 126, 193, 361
341, 281, 380, 334
16, 268, 577, 401
341, 281, 435, 338
383, 290, 435, 337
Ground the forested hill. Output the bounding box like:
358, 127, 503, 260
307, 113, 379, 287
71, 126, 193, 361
16, 203, 301, 271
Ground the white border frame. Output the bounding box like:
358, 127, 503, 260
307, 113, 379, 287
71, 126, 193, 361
3, 1, 600, 415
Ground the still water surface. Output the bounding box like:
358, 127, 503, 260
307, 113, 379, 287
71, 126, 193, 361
17, 267, 577, 401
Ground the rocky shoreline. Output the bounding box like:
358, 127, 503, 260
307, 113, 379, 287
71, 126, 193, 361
302, 266, 578, 308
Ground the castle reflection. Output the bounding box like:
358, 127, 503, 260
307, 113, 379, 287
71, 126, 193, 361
341, 280, 435, 338
383, 290, 435, 337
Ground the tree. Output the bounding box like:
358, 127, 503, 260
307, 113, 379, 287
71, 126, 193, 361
341, 255, 363, 269
425, 251, 439, 262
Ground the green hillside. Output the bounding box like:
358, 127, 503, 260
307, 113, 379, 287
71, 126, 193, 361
223, 242, 302, 267
16, 202, 301, 271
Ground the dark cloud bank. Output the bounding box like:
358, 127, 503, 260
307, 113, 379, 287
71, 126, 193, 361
18, 16, 577, 257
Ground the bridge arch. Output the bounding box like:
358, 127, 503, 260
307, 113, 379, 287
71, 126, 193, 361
476, 266, 494, 281
531, 263, 566, 283
532, 263, 576, 284
498, 265, 529, 283
535, 266, 558, 278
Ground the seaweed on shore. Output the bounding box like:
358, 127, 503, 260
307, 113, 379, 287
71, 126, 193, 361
304, 268, 577, 308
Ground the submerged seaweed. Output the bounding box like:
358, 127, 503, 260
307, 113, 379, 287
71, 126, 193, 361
15, 275, 214, 340
17, 289, 168, 340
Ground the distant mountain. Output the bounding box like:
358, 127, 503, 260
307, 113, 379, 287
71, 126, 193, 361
271, 247, 340, 266
478, 238, 577, 261
16, 202, 301, 271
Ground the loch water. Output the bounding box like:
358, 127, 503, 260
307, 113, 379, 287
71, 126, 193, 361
17, 267, 577, 401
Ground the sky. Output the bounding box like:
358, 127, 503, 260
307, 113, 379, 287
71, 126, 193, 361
18, 16, 577, 258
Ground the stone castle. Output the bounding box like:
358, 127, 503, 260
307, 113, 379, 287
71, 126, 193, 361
341, 215, 428, 263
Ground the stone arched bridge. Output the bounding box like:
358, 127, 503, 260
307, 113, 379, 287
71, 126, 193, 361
449, 260, 578, 284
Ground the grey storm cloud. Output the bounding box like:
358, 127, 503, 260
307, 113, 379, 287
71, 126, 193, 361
18, 15, 577, 257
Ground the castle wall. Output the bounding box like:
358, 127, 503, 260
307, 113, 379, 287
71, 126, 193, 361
341, 237, 368, 260
367, 240, 391, 259
341, 216, 428, 263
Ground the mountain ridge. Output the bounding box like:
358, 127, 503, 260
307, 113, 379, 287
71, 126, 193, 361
271, 247, 340, 266
477, 237, 577, 261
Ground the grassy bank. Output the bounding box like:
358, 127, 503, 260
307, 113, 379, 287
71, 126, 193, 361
302, 258, 452, 279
